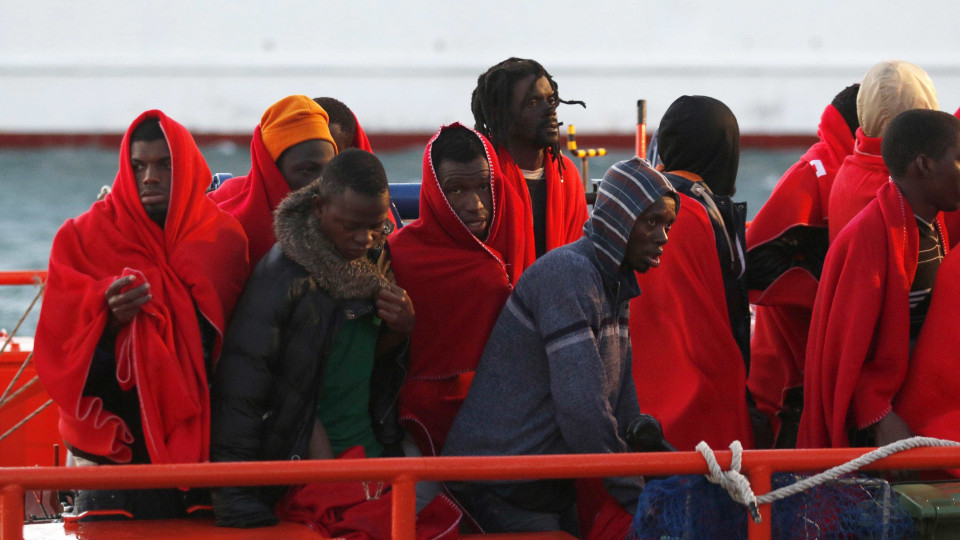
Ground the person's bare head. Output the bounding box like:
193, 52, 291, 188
471, 58, 583, 161
313, 97, 357, 152
883, 109, 960, 222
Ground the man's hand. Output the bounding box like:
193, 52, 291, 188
376, 283, 415, 334
105, 275, 151, 331
873, 411, 919, 481
873, 411, 915, 447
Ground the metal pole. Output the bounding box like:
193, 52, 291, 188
636, 99, 647, 158
0, 271, 47, 286
391, 476, 417, 540
747, 465, 773, 540
2, 484, 25, 540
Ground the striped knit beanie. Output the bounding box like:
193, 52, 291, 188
588, 157, 678, 272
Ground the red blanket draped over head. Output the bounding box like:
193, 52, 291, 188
497, 148, 588, 261
391, 123, 532, 455
799, 181, 947, 448
351, 112, 373, 153
209, 113, 391, 267
745, 104, 855, 434
894, 247, 960, 456
207, 127, 291, 266
34, 110, 250, 464
630, 189, 753, 451
827, 128, 888, 242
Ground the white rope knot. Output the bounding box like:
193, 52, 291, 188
696, 440, 762, 523
695, 436, 960, 525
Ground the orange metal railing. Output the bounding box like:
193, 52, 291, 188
0, 271, 46, 286
4, 447, 960, 540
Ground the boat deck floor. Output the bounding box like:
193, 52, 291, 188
23, 518, 577, 539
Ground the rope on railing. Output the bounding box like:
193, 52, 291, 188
0, 399, 53, 443
698, 440, 761, 522
0, 284, 45, 404
697, 436, 960, 524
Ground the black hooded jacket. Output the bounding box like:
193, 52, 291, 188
658, 95, 751, 368
209, 185, 406, 527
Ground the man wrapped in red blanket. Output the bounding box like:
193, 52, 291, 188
472, 57, 588, 260
828, 60, 938, 242
34, 111, 250, 518
391, 123, 532, 456
208, 95, 339, 266
744, 84, 859, 446
800, 109, 960, 448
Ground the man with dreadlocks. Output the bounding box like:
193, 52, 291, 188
472, 57, 589, 259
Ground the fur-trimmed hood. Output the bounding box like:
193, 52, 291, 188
273, 184, 389, 300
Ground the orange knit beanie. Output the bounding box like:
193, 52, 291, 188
260, 95, 337, 161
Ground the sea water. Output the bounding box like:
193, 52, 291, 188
0, 144, 801, 331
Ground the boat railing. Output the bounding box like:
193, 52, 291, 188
0, 271, 48, 449
0, 272, 47, 287
4, 446, 960, 540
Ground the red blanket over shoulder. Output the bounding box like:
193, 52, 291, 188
895, 247, 960, 452
34, 110, 250, 464
207, 127, 291, 266
497, 148, 588, 261
391, 124, 532, 455
747, 104, 854, 307
799, 181, 947, 448
209, 114, 390, 267
744, 104, 854, 434
630, 189, 753, 451
275, 446, 461, 539
827, 128, 888, 242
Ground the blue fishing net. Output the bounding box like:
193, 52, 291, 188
626, 473, 915, 540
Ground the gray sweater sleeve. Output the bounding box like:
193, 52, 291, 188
522, 255, 643, 508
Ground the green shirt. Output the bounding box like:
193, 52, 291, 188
316, 314, 383, 458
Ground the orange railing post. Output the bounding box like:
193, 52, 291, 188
392, 475, 416, 540
747, 465, 772, 540
2, 483, 25, 540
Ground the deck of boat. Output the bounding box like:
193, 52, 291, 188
23, 518, 576, 539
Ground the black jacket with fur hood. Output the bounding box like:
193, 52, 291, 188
209, 184, 407, 527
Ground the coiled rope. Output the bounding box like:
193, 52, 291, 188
696, 436, 960, 524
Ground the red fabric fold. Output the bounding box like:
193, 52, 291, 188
585, 499, 633, 540
747, 105, 853, 252
352, 112, 373, 153
745, 105, 854, 436
208, 127, 293, 266
497, 149, 588, 261
34, 110, 250, 463
799, 181, 947, 448
391, 124, 532, 454
827, 128, 888, 242
274, 446, 461, 539
630, 192, 753, 451
895, 247, 960, 458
